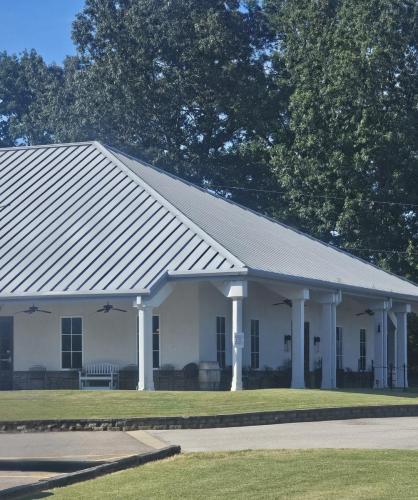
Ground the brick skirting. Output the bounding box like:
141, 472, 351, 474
1, 404, 418, 433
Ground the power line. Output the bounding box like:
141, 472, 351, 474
342, 247, 418, 256
211, 185, 418, 209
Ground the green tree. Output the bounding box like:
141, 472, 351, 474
62, 0, 278, 185
0, 50, 64, 146
267, 0, 418, 281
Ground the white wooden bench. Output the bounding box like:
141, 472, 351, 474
79, 361, 120, 390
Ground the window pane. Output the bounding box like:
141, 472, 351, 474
62, 352, 71, 369
72, 352, 82, 369
153, 351, 159, 369
61, 318, 71, 335
72, 318, 82, 335
152, 333, 159, 351
62, 334, 71, 351
152, 316, 159, 334
72, 335, 82, 352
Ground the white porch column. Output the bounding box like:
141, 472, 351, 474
372, 300, 390, 389
394, 304, 411, 388
231, 296, 244, 391
318, 292, 341, 389
134, 284, 174, 391
290, 288, 310, 389
291, 298, 305, 389
216, 280, 247, 391
135, 300, 154, 391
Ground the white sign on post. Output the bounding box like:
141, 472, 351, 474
234, 332, 244, 349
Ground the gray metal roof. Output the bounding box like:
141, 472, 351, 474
110, 146, 418, 301
0, 141, 417, 300
0, 142, 239, 297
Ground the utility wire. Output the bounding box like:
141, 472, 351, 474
211, 185, 418, 209
210, 187, 418, 256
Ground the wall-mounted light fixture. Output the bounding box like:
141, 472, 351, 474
284, 334, 291, 352
314, 336, 320, 353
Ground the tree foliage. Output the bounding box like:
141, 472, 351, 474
267, 0, 418, 281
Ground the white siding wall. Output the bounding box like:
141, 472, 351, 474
3, 281, 376, 373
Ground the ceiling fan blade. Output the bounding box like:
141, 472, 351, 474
38, 310, 52, 314
113, 308, 127, 312
97, 308, 106, 312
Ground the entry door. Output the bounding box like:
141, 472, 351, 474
0, 317, 13, 390
304, 322, 310, 385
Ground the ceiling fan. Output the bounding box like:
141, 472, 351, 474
356, 309, 374, 317
97, 303, 127, 313
16, 304, 52, 315
273, 299, 292, 307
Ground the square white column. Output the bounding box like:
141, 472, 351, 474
291, 298, 306, 389
231, 297, 244, 391
216, 280, 247, 392
394, 304, 411, 388
321, 302, 337, 389
136, 301, 155, 391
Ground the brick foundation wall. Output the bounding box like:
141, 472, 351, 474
2, 404, 418, 433
13, 371, 79, 390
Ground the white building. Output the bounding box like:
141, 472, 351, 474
0, 141, 417, 391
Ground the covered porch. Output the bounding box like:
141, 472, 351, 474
0, 276, 411, 392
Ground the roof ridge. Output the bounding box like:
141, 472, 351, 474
0, 141, 95, 152
94, 142, 246, 270
99, 142, 418, 293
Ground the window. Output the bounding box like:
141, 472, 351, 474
359, 329, 367, 371
152, 315, 160, 369
251, 319, 260, 369
61, 317, 82, 369
216, 316, 226, 368
336, 326, 343, 370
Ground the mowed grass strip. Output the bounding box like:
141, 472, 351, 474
46, 449, 418, 499
1, 388, 418, 421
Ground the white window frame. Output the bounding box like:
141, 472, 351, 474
250, 319, 260, 369
359, 328, 367, 371
60, 316, 83, 370
336, 326, 343, 370
216, 316, 226, 369
152, 315, 160, 370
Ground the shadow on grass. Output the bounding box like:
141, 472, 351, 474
328, 387, 418, 399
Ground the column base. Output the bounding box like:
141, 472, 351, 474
291, 380, 305, 389
137, 383, 155, 391
321, 382, 336, 390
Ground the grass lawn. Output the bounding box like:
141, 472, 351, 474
45, 449, 418, 499
1, 388, 418, 421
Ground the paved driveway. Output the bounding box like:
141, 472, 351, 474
0, 430, 165, 492
149, 417, 418, 452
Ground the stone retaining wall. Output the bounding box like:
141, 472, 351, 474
2, 404, 418, 433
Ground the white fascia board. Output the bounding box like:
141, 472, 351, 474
0, 288, 150, 302
95, 142, 245, 269
246, 268, 418, 303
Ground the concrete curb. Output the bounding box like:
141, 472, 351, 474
0, 445, 181, 499
1, 404, 418, 433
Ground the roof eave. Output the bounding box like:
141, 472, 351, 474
246, 269, 418, 303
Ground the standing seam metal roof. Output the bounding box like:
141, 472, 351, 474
1, 141, 418, 300
108, 145, 418, 301
0, 142, 240, 296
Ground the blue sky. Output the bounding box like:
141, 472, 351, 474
0, 0, 85, 64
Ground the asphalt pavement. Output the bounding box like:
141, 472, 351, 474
149, 417, 418, 452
